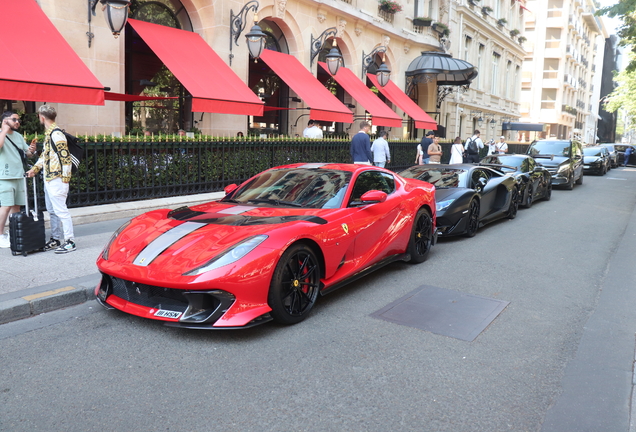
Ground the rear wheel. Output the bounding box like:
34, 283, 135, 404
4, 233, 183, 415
544, 182, 552, 201
464, 199, 480, 237
407, 208, 433, 263
268, 243, 321, 325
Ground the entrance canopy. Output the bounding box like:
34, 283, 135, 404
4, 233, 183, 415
503, 122, 545, 132
367, 74, 437, 130
127, 19, 264, 116
318, 63, 401, 128
260, 50, 353, 123
0, 0, 104, 105
406, 51, 477, 86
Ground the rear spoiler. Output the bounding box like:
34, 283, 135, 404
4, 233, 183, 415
529, 154, 555, 160
478, 162, 517, 172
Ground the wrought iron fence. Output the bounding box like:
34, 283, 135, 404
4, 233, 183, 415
28, 139, 530, 208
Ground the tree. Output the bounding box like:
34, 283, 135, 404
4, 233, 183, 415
603, 58, 636, 125
598, 1, 636, 70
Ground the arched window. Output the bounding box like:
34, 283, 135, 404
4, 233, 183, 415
125, 0, 193, 134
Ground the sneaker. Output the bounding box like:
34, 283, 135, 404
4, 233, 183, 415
43, 238, 62, 252
0, 233, 9, 249
54, 239, 76, 254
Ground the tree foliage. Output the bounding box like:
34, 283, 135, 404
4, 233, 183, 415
598, 0, 636, 71
603, 54, 636, 123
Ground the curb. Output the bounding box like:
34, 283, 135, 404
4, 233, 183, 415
0, 279, 99, 325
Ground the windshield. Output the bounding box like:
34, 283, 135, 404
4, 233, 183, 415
482, 155, 524, 170
583, 147, 602, 157
528, 141, 570, 157
400, 167, 469, 188
223, 168, 352, 209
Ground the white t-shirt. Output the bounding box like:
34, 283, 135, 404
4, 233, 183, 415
304, 126, 323, 138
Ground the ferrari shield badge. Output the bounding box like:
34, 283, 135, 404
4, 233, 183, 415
341, 223, 349, 234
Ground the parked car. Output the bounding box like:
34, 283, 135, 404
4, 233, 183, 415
583, 146, 611, 175
95, 163, 437, 329
480, 154, 552, 207
400, 164, 518, 238
527, 139, 584, 189
599, 143, 619, 168
615, 144, 636, 166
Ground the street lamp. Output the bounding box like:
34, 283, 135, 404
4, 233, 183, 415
230, 1, 267, 65
87, 0, 130, 47
362, 47, 391, 87
310, 28, 343, 76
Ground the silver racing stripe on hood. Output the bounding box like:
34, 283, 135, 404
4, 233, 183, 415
133, 221, 206, 267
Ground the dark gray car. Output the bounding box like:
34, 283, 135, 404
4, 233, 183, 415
599, 143, 619, 168
527, 139, 584, 190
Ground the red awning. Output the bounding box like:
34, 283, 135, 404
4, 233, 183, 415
127, 19, 263, 116
367, 74, 437, 130
260, 50, 353, 123
0, 0, 104, 105
104, 92, 178, 102
319, 63, 402, 128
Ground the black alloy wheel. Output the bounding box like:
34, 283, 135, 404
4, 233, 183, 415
524, 185, 533, 208
508, 187, 519, 219
407, 208, 433, 263
564, 173, 574, 190
544, 182, 552, 201
268, 243, 321, 325
464, 199, 480, 237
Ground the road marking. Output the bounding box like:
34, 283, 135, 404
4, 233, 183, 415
606, 177, 627, 181
22, 286, 75, 301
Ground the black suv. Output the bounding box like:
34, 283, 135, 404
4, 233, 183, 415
526, 139, 583, 189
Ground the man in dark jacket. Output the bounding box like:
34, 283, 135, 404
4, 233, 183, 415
420, 131, 434, 164
350, 121, 373, 164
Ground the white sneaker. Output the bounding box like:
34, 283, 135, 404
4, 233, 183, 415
0, 233, 10, 248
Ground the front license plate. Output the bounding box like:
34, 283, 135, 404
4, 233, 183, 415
154, 309, 182, 319
584, 165, 589, 169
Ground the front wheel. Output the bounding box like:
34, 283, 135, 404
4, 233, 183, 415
564, 174, 574, 190
464, 199, 480, 237
544, 182, 552, 201
524, 185, 533, 208
575, 172, 583, 185
407, 208, 433, 263
268, 243, 321, 325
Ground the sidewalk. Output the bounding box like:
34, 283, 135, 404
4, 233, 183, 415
0, 190, 225, 324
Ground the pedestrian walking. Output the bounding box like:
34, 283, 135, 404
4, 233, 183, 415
427, 135, 443, 164
449, 137, 464, 164
624, 146, 633, 166
464, 129, 484, 163
371, 131, 391, 167
26, 105, 76, 254
350, 121, 373, 165
0, 112, 37, 248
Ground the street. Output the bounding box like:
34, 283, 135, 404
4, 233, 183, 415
1, 168, 636, 431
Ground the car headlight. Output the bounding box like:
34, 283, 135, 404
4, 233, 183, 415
557, 164, 569, 173
101, 220, 132, 260
183, 235, 268, 276
436, 199, 455, 212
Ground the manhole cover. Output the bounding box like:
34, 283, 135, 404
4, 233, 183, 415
371, 285, 509, 341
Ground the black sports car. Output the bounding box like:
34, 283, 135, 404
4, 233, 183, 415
583, 146, 610, 175
400, 164, 519, 237
480, 154, 551, 208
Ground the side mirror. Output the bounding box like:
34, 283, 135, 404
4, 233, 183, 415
360, 190, 388, 204
224, 184, 238, 195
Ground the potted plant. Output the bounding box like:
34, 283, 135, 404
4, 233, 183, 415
481, 6, 493, 15
413, 16, 433, 26
510, 29, 520, 37
432, 22, 450, 36
379, 0, 403, 13
468, 0, 480, 5
497, 18, 507, 26
518, 36, 527, 44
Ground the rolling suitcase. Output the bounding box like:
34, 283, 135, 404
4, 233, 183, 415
9, 175, 46, 257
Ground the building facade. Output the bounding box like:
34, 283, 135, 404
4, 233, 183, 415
520, 0, 607, 144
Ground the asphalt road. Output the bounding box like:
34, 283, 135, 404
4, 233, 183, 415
1, 168, 636, 432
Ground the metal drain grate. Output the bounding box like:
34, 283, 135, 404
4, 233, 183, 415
371, 285, 509, 341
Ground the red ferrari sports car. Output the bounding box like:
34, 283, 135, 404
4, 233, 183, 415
95, 163, 437, 329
